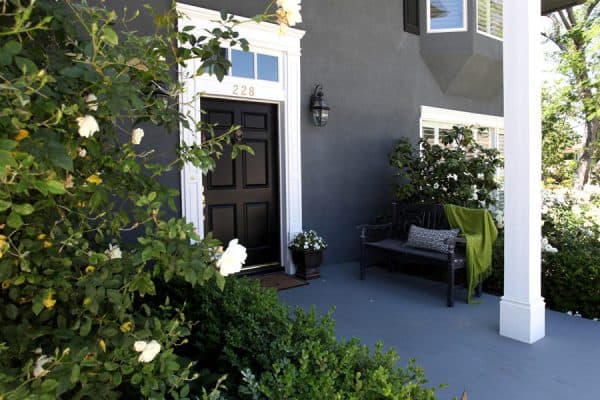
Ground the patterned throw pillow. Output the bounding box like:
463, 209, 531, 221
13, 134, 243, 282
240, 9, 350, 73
406, 225, 460, 254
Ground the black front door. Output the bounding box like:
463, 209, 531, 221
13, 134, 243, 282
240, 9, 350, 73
203, 98, 280, 268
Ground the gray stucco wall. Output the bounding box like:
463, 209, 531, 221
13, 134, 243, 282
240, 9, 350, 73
107, 0, 503, 264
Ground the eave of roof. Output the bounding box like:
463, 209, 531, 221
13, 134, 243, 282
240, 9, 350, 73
542, 0, 586, 15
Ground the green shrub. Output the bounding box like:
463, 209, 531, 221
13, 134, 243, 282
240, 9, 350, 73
389, 127, 502, 207
542, 248, 600, 318
177, 278, 438, 400
484, 189, 600, 319
168, 277, 291, 385
484, 236, 600, 319
250, 311, 437, 400
540, 189, 600, 318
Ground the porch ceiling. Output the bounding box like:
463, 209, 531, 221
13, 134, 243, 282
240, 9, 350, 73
542, 0, 586, 15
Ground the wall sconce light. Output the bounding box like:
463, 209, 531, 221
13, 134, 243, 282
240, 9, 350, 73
310, 84, 330, 127
151, 80, 170, 105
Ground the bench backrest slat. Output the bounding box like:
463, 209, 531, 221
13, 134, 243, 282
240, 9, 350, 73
391, 203, 451, 239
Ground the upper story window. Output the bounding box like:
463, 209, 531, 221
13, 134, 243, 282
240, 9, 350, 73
477, 0, 503, 40
427, 0, 467, 33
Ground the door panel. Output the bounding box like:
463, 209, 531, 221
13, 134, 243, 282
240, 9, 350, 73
243, 139, 269, 187
208, 147, 236, 189
203, 98, 280, 268
207, 204, 237, 245
244, 202, 270, 249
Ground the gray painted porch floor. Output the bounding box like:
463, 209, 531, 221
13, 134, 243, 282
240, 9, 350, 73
278, 263, 600, 400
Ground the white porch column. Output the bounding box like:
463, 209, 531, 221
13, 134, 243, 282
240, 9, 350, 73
499, 0, 546, 344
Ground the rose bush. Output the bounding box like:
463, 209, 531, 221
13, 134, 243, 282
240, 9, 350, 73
0, 1, 440, 398
0, 1, 295, 398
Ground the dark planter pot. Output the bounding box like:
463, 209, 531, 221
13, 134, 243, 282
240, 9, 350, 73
291, 249, 324, 280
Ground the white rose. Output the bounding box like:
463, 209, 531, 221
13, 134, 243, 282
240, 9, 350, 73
541, 237, 558, 253
216, 239, 247, 276
133, 340, 161, 363
133, 341, 147, 352
131, 128, 144, 145
33, 354, 54, 378
138, 340, 161, 363
77, 147, 87, 158
545, 246, 558, 254
84, 93, 98, 111
105, 244, 122, 260
76, 115, 99, 138
276, 0, 302, 27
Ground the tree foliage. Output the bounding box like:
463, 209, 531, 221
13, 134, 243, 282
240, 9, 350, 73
542, 87, 579, 186
543, 0, 600, 188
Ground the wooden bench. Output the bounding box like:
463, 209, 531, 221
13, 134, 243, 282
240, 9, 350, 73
358, 203, 481, 307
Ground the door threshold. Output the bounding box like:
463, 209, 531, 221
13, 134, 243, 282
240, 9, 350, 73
240, 263, 284, 276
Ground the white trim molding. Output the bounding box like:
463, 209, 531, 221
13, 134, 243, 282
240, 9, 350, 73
176, 3, 305, 274
426, 0, 468, 33
499, 0, 545, 344
420, 106, 504, 128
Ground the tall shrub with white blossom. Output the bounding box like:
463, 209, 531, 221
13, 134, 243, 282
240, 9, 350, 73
390, 126, 503, 208
0, 1, 299, 398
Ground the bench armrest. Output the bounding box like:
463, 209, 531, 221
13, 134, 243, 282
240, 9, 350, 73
447, 236, 467, 253
357, 223, 392, 243
449, 237, 467, 245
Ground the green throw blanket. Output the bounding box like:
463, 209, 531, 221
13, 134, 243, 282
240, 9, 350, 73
443, 204, 498, 303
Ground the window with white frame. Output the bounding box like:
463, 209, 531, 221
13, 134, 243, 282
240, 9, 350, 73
477, 0, 503, 40
420, 106, 504, 154
420, 106, 505, 203
427, 0, 467, 32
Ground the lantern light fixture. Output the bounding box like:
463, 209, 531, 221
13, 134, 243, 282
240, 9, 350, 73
310, 84, 329, 127
151, 80, 171, 105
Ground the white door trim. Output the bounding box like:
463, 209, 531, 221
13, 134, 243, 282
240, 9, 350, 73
176, 3, 305, 274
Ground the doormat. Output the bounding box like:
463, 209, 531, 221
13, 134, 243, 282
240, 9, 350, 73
252, 272, 308, 291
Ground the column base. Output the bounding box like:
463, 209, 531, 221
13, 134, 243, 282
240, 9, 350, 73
500, 297, 546, 344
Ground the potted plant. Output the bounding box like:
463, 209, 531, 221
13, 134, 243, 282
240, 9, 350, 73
289, 230, 328, 280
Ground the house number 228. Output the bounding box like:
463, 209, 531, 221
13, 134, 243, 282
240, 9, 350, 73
233, 84, 255, 97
